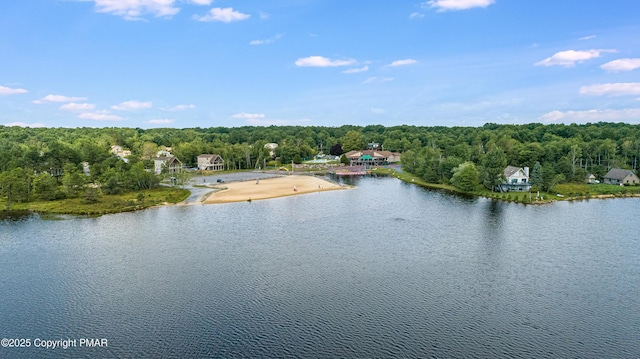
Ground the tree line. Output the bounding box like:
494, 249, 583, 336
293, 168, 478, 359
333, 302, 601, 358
1, 122, 639, 206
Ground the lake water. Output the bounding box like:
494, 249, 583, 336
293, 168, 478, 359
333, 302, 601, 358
1, 176, 638, 358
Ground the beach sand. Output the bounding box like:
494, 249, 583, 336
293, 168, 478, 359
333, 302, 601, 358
202, 175, 348, 204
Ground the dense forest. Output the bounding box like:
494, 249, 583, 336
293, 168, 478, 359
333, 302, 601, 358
1, 122, 639, 206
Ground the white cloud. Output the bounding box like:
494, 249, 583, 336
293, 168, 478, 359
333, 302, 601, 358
246, 118, 312, 126
78, 111, 124, 121
579, 35, 596, 41
385, 59, 418, 67
4, 122, 45, 127
187, 0, 212, 5
424, 0, 495, 11
600, 58, 640, 73
410, 12, 425, 19
111, 100, 153, 111
363, 77, 394, 84
249, 33, 283, 45
541, 108, 640, 123
91, 0, 180, 20
33, 94, 86, 104
232, 113, 265, 119
342, 66, 369, 74
59, 103, 96, 112
161, 104, 195, 111
146, 119, 174, 124
0, 85, 28, 96
580, 82, 640, 97
371, 108, 385, 114
534, 49, 616, 67
259, 11, 270, 19
193, 7, 250, 22
295, 56, 356, 67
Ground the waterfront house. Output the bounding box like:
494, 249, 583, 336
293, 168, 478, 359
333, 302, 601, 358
197, 154, 224, 171
603, 168, 639, 185
154, 156, 182, 175
499, 166, 531, 192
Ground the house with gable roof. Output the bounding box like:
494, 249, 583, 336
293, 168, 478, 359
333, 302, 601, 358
498, 166, 531, 192
197, 154, 224, 171
603, 168, 639, 185
154, 156, 182, 175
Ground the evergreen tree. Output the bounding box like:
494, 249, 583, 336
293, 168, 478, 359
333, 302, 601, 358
481, 148, 507, 191
530, 161, 543, 189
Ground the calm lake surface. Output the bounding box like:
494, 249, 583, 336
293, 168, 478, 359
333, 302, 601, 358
1, 176, 639, 358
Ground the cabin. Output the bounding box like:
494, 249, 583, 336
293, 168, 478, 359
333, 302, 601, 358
585, 173, 598, 184
197, 154, 224, 171
154, 156, 182, 175
344, 150, 401, 167
603, 168, 639, 185
498, 166, 531, 192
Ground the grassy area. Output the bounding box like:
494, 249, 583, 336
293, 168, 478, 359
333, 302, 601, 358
552, 182, 640, 197
0, 186, 190, 216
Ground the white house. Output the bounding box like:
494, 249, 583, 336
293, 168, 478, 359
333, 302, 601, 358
154, 156, 182, 175
498, 166, 531, 192
197, 154, 224, 171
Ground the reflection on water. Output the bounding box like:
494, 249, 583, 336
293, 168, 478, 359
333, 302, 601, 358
0, 210, 35, 221
0, 177, 638, 358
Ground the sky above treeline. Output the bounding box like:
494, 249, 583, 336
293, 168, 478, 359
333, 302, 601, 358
1, 0, 640, 128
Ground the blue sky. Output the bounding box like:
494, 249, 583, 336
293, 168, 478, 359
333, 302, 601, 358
1, 0, 640, 128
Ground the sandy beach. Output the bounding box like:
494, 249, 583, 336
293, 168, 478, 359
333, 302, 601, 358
203, 175, 348, 204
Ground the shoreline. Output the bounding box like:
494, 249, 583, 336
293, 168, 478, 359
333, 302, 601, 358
372, 167, 640, 204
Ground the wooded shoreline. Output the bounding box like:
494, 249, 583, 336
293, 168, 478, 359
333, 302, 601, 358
2, 123, 640, 214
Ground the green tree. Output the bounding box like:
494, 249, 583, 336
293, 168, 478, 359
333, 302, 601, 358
342, 130, 365, 152
450, 162, 479, 192
481, 148, 507, 191
61, 163, 87, 198
438, 156, 463, 182
0, 167, 32, 208
541, 162, 556, 191
82, 187, 101, 204
530, 161, 543, 189
127, 162, 159, 190
33, 173, 65, 200
100, 169, 123, 195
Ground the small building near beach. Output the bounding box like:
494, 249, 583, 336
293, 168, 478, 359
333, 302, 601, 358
603, 168, 639, 185
197, 154, 225, 171
585, 173, 598, 184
